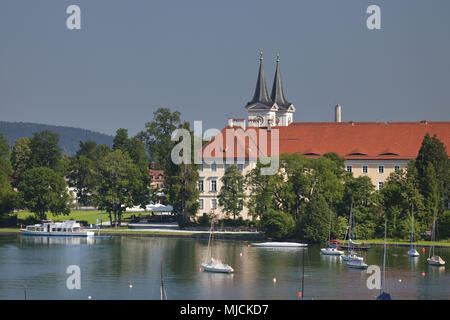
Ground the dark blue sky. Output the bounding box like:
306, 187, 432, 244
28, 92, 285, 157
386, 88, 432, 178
1, 0, 449, 136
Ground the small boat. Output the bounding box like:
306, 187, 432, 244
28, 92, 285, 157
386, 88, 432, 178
21, 220, 94, 237
252, 242, 308, 248
341, 251, 361, 261
345, 256, 368, 269
407, 205, 420, 257
320, 205, 343, 255
320, 247, 344, 255
427, 209, 446, 266
200, 205, 234, 274
408, 248, 420, 257
200, 258, 234, 273
376, 221, 393, 300
427, 255, 445, 266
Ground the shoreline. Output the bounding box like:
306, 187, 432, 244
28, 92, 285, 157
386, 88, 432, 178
1, 228, 449, 247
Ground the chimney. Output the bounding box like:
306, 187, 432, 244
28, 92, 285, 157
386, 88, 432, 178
335, 104, 342, 123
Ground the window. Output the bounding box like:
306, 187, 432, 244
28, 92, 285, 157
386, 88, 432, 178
362, 165, 368, 174
346, 165, 352, 173
238, 200, 243, 210
224, 164, 230, 170
378, 165, 384, 174
211, 163, 217, 172
238, 164, 244, 172
210, 179, 217, 192
211, 198, 218, 210
378, 181, 384, 190
198, 180, 204, 192
199, 199, 204, 210
199, 164, 203, 172
394, 165, 400, 172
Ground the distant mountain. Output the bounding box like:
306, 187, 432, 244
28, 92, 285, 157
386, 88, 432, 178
0, 121, 114, 155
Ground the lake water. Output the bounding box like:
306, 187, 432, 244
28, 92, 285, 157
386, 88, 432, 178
0, 234, 448, 300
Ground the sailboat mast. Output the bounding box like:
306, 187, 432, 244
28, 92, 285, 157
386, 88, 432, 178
349, 203, 353, 253
301, 247, 305, 300
381, 220, 387, 296
410, 204, 414, 250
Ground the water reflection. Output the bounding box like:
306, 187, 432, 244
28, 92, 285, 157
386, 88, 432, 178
0, 234, 449, 300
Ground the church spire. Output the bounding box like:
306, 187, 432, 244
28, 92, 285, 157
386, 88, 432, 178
270, 53, 291, 109
246, 50, 273, 108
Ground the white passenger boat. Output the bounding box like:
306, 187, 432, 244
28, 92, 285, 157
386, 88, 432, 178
20, 220, 94, 237
252, 242, 308, 248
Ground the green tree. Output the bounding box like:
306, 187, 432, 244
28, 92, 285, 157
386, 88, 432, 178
11, 137, 32, 181
0, 132, 11, 175
29, 130, 62, 170
93, 150, 146, 227
139, 108, 182, 170
0, 171, 17, 219
300, 194, 330, 242
218, 165, 245, 221
260, 209, 295, 239
415, 133, 449, 212
18, 167, 72, 220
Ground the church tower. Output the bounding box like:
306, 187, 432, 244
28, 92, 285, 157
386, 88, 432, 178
246, 52, 295, 127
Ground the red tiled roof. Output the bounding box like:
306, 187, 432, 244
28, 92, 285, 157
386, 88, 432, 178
201, 121, 450, 160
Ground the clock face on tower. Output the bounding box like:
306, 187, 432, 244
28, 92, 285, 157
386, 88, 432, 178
257, 116, 264, 124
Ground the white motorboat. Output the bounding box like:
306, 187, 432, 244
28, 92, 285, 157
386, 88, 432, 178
345, 256, 368, 269
252, 242, 308, 248
200, 258, 234, 273
21, 220, 94, 237
427, 255, 445, 266
407, 248, 420, 257
320, 247, 344, 255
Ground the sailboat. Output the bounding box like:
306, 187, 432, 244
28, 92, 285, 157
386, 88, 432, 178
407, 204, 419, 257
343, 205, 367, 269
377, 220, 393, 300
320, 203, 344, 256
200, 212, 234, 273
427, 208, 445, 266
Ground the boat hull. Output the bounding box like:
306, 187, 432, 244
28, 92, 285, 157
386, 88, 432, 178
320, 248, 344, 255
20, 230, 94, 237
427, 257, 445, 266
200, 263, 234, 273
252, 242, 308, 248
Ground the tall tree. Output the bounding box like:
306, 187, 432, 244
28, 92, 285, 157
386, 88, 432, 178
93, 150, 146, 227
18, 167, 72, 220
218, 165, 245, 221
0, 171, 17, 220
415, 133, 449, 211
10, 137, 32, 181
29, 130, 62, 170
139, 107, 182, 170
0, 132, 11, 175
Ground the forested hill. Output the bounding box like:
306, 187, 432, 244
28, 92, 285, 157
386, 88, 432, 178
0, 121, 113, 155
